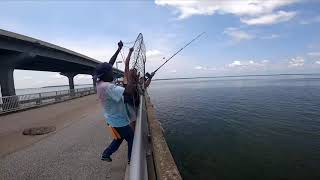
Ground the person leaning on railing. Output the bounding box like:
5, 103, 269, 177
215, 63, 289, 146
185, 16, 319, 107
94, 41, 134, 164
123, 47, 141, 130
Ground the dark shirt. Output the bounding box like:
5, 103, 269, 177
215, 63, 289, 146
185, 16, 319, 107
123, 84, 139, 108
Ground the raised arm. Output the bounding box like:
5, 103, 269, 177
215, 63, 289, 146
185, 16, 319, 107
125, 48, 134, 73
108, 41, 123, 66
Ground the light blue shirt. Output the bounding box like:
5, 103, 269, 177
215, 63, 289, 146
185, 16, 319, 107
96, 82, 129, 127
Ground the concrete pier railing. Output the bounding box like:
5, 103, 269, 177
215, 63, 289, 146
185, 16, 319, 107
129, 95, 149, 180
129, 93, 182, 180
0, 87, 95, 114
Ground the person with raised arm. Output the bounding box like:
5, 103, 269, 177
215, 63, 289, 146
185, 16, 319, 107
94, 41, 134, 164
123, 47, 139, 129
108, 41, 123, 66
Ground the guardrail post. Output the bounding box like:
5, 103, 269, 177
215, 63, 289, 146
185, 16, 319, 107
92, 78, 97, 93
36, 93, 42, 105
54, 91, 60, 102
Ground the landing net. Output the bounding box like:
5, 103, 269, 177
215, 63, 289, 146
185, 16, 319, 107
130, 33, 146, 79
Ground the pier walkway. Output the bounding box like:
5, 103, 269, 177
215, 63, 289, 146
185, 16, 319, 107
0, 95, 127, 180
0, 30, 182, 180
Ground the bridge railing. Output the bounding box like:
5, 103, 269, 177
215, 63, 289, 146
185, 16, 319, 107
0, 87, 95, 114
129, 95, 149, 180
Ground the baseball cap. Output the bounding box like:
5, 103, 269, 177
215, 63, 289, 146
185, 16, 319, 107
93, 62, 112, 81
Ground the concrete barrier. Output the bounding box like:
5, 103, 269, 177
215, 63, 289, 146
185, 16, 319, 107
145, 95, 182, 180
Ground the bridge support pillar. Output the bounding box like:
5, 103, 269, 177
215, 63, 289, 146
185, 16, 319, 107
60, 72, 77, 96
0, 67, 16, 96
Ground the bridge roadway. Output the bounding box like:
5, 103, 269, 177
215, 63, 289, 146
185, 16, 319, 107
0, 94, 128, 180
0, 29, 123, 97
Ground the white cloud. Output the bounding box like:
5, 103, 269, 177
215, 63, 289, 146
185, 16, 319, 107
227, 60, 268, 68
315, 61, 320, 65
155, 0, 298, 25
195, 66, 205, 70
146, 49, 161, 57
241, 11, 296, 25
223, 28, 254, 42
288, 57, 304, 67
308, 52, 320, 57
194, 66, 217, 71
228, 60, 242, 67
170, 69, 177, 73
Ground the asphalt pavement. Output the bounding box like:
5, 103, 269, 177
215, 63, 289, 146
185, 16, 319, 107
0, 95, 127, 180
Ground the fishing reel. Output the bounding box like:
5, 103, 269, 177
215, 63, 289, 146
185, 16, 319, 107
145, 72, 153, 80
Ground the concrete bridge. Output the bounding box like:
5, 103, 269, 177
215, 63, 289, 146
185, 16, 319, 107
0, 29, 123, 96
0, 30, 182, 180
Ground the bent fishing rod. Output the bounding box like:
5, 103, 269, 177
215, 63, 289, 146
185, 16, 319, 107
146, 32, 206, 79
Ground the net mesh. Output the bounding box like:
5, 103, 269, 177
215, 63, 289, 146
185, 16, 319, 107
130, 33, 146, 79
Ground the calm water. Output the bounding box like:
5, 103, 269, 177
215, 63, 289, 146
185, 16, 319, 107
148, 75, 320, 180
14, 84, 93, 96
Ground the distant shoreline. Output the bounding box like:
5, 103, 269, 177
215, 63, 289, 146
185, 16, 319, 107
153, 73, 320, 81
14, 73, 320, 90
15, 84, 93, 90
41, 84, 92, 88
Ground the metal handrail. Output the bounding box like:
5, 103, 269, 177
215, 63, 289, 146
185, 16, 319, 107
129, 95, 148, 180
0, 87, 95, 113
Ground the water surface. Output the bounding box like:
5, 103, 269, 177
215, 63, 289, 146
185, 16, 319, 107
149, 75, 320, 180
15, 84, 93, 95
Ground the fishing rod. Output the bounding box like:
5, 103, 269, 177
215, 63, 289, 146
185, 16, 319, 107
146, 32, 205, 79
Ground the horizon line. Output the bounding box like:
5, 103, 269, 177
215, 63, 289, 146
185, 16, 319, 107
153, 73, 320, 81
15, 73, 320, 89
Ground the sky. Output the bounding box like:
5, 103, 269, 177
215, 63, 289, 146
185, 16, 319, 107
0, 0, 320, 89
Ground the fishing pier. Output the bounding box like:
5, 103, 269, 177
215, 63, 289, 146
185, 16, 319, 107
0, 30, 181, 180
